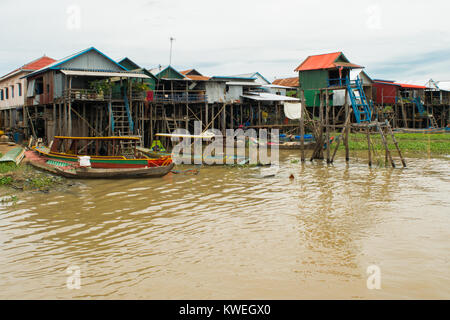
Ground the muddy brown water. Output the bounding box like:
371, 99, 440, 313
0, 151, 449, 299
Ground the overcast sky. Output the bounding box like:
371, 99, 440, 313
1, 0, 449, 82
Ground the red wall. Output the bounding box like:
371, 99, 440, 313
373, 83, 398, 104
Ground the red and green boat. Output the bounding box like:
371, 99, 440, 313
33, 136, 172, 169
27, 136, 174, 179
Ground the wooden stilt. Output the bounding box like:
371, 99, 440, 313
366, 124, 372, 167
68, 76, 72, 136
377, 123, 395, 168
300, 90, 306, 162
318, 90, 324, 159
386, 120, 406, 167
325, 89, 330, 163
331, 108, 352, 163
344, 89, 350, 162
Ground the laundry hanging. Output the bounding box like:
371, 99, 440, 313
284, 102, 302, 120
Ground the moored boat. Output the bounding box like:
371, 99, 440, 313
26, 136, 174, 179
33, 136, 172, 169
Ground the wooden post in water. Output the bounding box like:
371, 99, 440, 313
386, 120, 406, 168
222, 103, 226, 135
52, 103, 56, 139
330, 108, 351, 163
344, 89, 350, 162
325, 89, 330, 163
377, 123, 395, 168
68, 76, 72, 137
300, 90, 306, 162
366, 124, 372, 167
318, 90, 324, 160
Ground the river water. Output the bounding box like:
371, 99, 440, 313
0, 151, 449, 299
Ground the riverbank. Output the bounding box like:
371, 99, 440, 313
0, 148, 71, 194
334, 132, 450, 154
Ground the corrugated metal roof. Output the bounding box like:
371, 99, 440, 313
241, 92, 299, 101
149, 65, 187, 80
373, 81, 401, 87
436, 81, 450, 91
350, 70, 373, 83
264, 84, 295, 89
211, 76, 256, 81
60, 69, 150, 78
0, 56, 56, 81
230, 72, 271, 84
333, 62, 363, 69
272, 77, 299, 87
25, 47, 126, 78
394, 82, 428, 89
295, 52, 342, 71
294, 52, 362, 71
23, 56, 57, 71
186, 75, 210, 81
226, 81, 260, 86
395, 80, 432, 88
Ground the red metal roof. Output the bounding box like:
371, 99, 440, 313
394, 83, 427, 89
185, 75, 210, 81
272, 77, 299, 87
1, 56, 57, 80
294, 52, 362, 71
22, 56, 57, 71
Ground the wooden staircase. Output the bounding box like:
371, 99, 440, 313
428, 114, 439, 129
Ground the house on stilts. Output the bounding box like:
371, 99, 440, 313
0, 56, 56, 141
23, 47, 151, 145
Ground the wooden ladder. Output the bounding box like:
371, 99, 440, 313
428, 114, 438, 128
376, 121, 407, 168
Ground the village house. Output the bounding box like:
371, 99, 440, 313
0, 56, 56, 139
23, 47, 150, 144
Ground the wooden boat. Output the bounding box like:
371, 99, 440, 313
26, 136, 174, 179
26, 150, 174, 179
32, 136, 172, 169
137, 146, 250, 165
277, 141, 316, 150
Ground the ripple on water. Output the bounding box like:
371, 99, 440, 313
0, 153, 449, 299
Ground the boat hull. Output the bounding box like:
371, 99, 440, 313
54, 163, 175, 179
26, 151, 174, 179
33, 146, 172, 169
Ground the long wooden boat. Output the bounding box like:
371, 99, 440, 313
33, 136, 172, 169
26, 136, 174, 179
26, 150, 174, 179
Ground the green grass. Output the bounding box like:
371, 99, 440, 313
332, 132, 450, 154
0, 152, 65, 191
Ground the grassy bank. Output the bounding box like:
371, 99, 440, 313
333, 133, 450, 154
0, 152, 66, 192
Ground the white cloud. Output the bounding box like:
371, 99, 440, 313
0, 0, 449, 81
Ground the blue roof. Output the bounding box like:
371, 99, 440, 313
25, 47, 127, 78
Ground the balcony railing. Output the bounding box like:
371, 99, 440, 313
64, 89, 147, 101
153, 90, 207, 103
327, 78, 348, 87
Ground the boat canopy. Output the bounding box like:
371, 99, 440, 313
54, 136, 141, 141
